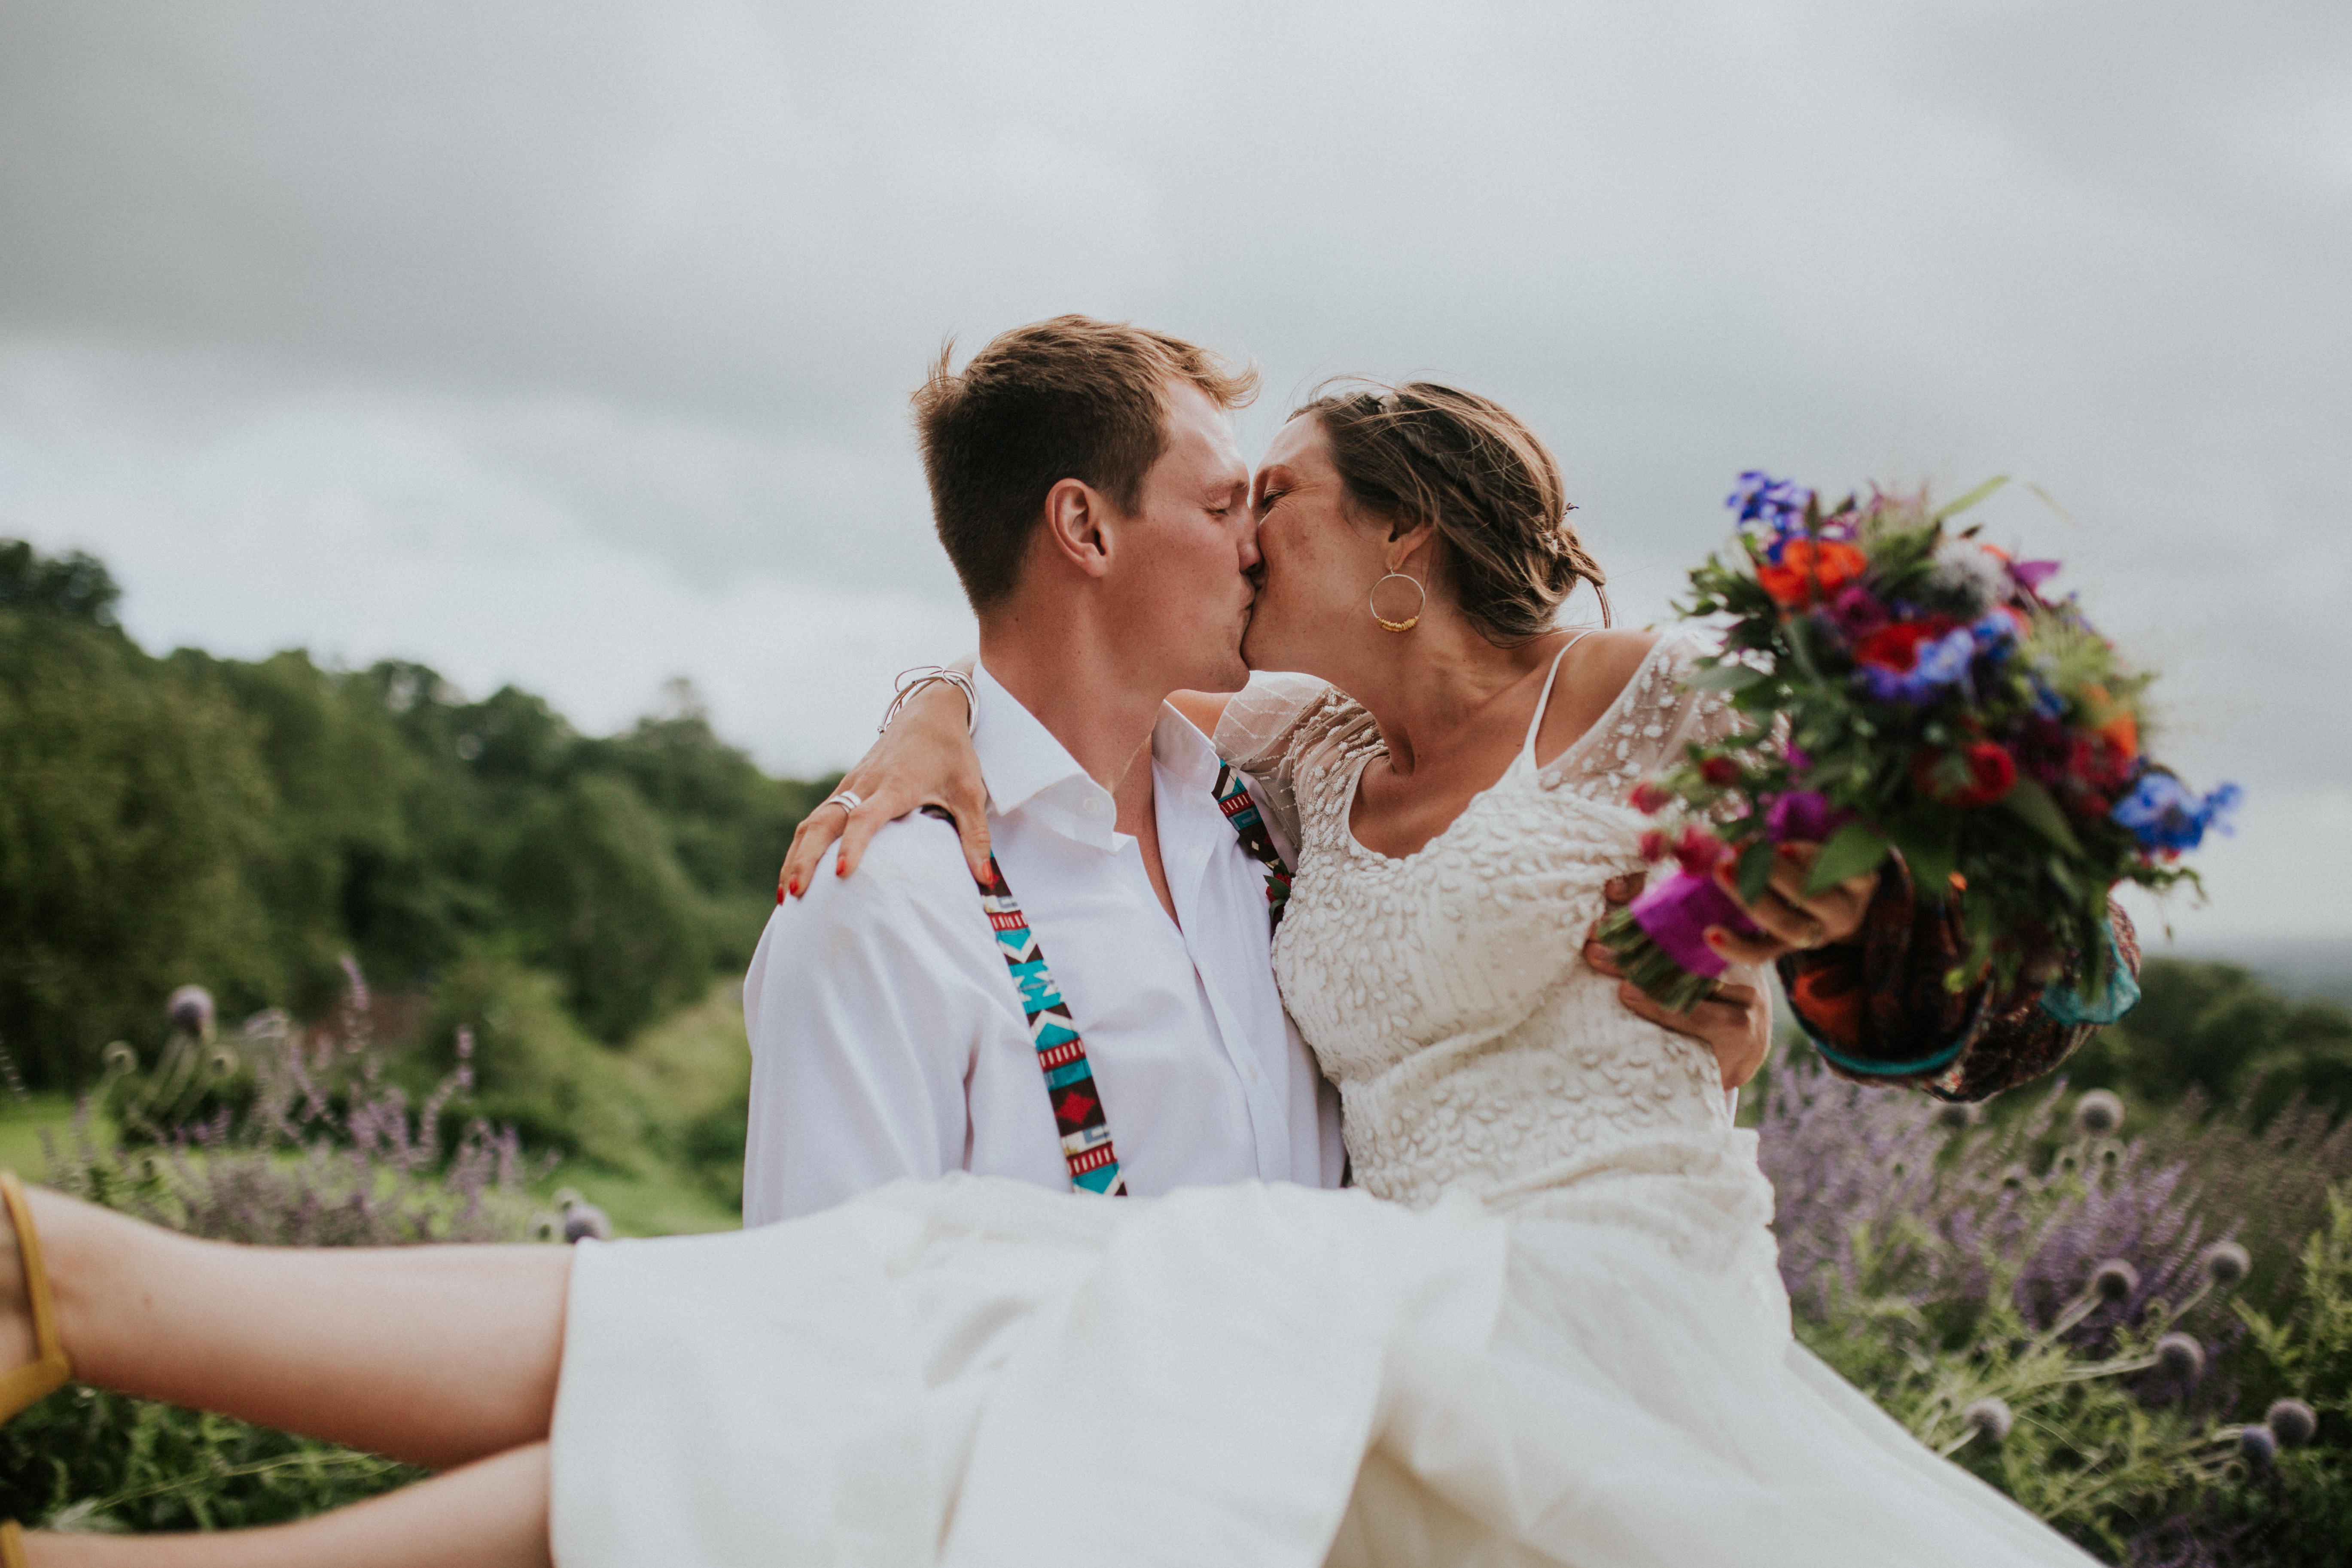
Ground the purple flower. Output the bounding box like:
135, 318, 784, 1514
1727, 471, 1812, 530
2009, 559, 2062, 592
1765, 789, 1852, 845
1828, 584, 1889, 639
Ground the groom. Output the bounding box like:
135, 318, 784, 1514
740, 317, 1345, 1223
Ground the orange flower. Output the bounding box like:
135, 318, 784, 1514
2082, 683, 2140, 763
1756, 539, 1868, 606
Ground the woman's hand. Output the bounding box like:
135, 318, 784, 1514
777, 675, 992, 897
1583, 872, 1770, 1091
1703, 841, 1877, 967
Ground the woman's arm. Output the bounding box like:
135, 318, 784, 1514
778, 659, 992, 895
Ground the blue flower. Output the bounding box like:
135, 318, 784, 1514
1727, 471, 1810, 526
1727, 472, 1818, 561
2111, 775, 2242, 853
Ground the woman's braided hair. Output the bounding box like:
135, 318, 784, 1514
1297, 380, 1609, 643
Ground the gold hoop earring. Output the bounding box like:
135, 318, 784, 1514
1370, 572, 1426, 633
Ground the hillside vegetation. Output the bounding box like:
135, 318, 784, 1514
1, 538, 831, 1093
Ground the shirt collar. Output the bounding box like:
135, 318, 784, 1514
972, 661, 1226, 850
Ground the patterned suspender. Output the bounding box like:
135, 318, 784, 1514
928, 767, 1293, 1198
1215, 763, 1292, 933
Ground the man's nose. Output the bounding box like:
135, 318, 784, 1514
1237, 508, 1264, 572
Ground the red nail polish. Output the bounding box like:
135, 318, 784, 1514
776, 887, 785, 905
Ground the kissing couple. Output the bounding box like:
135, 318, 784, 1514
0, 316, 2126, 1565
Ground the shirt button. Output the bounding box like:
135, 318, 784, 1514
1082, 798, 1103, 816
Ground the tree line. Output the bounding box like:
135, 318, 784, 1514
0, 538, 831, 1089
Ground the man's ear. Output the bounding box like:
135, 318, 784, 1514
1039, 477, 1116, 580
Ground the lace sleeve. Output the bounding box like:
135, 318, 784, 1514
1540, 632, 1751, 807
1213, 673, 1337, 852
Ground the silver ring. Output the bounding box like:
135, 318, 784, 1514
822, 789, 863, 817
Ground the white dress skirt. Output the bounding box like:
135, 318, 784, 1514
548, 645, 2100, 1566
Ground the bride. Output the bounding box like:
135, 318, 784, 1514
0, 383, 2112, 1567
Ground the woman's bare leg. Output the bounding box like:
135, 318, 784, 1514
18, 1441, 550, 1568
4, 1184, 570, 1469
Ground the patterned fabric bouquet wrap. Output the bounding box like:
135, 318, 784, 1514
1598, 472, 2239, 1026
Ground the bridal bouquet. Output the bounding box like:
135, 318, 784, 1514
1599, 472, 2238, 1017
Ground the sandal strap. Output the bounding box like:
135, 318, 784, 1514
0, 1518, 26, 1568
0, 1173, 70, 1420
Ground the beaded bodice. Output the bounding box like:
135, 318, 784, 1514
1219, 636, 1755, 1210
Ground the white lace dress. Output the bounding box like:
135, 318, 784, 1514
547, 637, 2098, 1568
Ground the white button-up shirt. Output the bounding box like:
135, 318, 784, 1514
741, 663, 1344, 1225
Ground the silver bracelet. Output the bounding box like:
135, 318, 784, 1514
880, 666, 978, 736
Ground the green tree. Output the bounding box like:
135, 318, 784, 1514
0, 612, 283, 1084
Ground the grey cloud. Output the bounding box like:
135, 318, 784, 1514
0, 0, 2344, 896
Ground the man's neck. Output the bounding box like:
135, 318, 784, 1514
978, 629, 1169, 808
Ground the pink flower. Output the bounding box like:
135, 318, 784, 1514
1629, 780, 1675, 814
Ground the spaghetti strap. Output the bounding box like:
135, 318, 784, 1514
1519, 630, 1597, 763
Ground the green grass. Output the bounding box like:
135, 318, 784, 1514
2, 977, 753, 1239
0, 1092, 104, 1180
522, 980, 751, 1236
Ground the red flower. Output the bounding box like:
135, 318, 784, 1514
1699, 756, 1742, 787
1629, 780, 1675, 814
1638, 828, 1668, 863
1756, 539, 1869, 607
1912, 742, 2018, 808
1673, 825, 1726, 876
1854, 616, 1955, 672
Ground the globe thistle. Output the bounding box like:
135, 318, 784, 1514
2093, 1258, 2140, 1303
2154, 1333, 2206, 1380
1962, 1397, 2014, 1444
2072, 1089, 2124, 1136
529, 1213, 561, 1243
167, 984, 216, 1040
1932, 1101, 1979, 1130
2238, 1424, 2278, 1466
555, 1188, 612, 1244
2201, 1241, 2251, 1288
2267, 1398, 2318, 1448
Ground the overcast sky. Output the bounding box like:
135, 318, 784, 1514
2, 1, 2346, 945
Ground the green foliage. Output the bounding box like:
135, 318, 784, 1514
0, 1011, 542, 1533
420, 955, 658, 1169
0, 540, 829, 1086
2072, 959, 2352, 1124
0, 540, 119, 625
0, 612, 286, 1087
1, 1391, 422, 1534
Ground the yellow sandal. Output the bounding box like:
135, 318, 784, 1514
0, 1518, 24, 1567
0, 1172, 71, 1425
